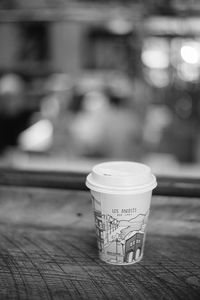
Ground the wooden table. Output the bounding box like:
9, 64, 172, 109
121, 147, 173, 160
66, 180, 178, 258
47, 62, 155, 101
0, 171, 200, 299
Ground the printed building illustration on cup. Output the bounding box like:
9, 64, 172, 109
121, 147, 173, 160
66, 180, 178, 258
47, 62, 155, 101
93, 206, 148, 264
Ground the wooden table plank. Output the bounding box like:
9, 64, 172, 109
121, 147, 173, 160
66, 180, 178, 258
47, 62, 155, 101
0, 186, 200, 299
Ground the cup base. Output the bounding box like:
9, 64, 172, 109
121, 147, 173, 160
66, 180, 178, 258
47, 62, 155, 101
100, 254, 143, 266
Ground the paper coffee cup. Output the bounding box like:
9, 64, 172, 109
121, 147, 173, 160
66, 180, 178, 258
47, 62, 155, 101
86, 161, 157, 265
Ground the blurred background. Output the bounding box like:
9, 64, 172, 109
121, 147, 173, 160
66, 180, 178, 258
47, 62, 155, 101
0, 0, 200, 176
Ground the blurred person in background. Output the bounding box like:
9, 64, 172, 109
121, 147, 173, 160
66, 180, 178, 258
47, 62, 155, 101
40, 73, 74, 156
18, 73, 72, 154
0, 73, 33, 154
69, 87, 143, 160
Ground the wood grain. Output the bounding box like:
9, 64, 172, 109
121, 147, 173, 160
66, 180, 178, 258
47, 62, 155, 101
0, 186, 199, 299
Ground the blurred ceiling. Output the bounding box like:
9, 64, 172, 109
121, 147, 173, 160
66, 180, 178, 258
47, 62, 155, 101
0, 0, 200, 15
0, 0, 200, 30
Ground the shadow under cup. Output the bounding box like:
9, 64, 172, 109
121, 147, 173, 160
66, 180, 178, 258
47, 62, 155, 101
86, 161, 157, 265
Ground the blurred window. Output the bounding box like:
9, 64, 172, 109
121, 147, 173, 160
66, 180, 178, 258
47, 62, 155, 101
19, 22, 49, 63
83, 27, 138, 74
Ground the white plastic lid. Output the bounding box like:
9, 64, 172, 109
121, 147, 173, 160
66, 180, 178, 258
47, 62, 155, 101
86, 161, 157, 194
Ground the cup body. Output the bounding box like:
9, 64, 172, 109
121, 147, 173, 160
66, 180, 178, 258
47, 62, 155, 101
86, 161, 157, 265
90, 189, 152, 265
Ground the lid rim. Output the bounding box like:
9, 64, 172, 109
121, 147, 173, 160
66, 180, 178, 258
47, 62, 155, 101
86, 174, 157, 195
86, 161, 157, 195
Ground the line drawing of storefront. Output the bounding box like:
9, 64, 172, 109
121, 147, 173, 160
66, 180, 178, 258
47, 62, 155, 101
123, 232, 144, 263
104, 231, 144, 264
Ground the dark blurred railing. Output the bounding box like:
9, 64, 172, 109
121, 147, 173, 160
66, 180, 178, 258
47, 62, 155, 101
0, 168, 199, 198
